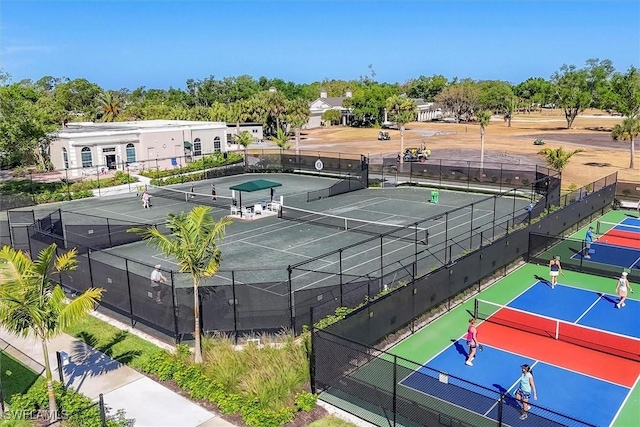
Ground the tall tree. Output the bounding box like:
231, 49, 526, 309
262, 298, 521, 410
434, 81, 480, 123
611, 117, 639, 169
286, 98, 311, 154
273, 128, 291, 149
551, 59, 614, 129
476, 111, 492, 170
401, 74, 448, 101
97, 91, 122, 122
129, 207, 230, 363
235, 130, 254, 148
386, 95, 417, 163
538, 147, 585, 171
0, 244, 104, 422
608, 66, 640, 118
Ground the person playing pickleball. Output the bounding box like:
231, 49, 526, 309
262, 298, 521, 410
616, 271, 633, 309
548, 255, 562, 289
515, 364, 537, 420
465, 318, 479, 366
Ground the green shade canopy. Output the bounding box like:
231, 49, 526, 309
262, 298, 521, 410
229, 179, 282, 192
183, 141, 192, 148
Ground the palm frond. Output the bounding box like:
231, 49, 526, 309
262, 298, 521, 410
57, 287, 104, 333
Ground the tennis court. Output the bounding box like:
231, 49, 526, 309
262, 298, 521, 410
88, 181, 530, 292
322, 264, 640, 427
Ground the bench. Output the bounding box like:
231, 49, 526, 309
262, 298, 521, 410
618, 199, 640, 210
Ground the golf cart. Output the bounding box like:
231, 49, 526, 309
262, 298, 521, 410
378, 131, 391, 141
403, 146, 431, 162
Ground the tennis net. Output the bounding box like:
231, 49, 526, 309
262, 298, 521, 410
596, 220, 640, 240
146, 184, 235, 210
279, 205, 429, 244
475, 298, 640, 362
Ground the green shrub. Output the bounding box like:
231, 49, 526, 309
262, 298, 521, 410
8, 379, 129, 427
140, 153, 243, 179
295, 391, 317, 412
533, 138, 545, 145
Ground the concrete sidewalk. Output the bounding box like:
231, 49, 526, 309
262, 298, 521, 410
0, 328, 236, 427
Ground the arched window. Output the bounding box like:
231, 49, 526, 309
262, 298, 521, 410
62, 147, 69, 169
126, 143, 136, 163
81, 147, 92, 168
214, 137, 221, 153
193, 138, 202, 156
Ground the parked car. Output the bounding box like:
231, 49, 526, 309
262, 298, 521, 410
378, 131, 391, 141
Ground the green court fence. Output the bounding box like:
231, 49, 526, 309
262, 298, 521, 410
0, 171, 618, 348
310, 173, 616, 427
372, 159, 557, 193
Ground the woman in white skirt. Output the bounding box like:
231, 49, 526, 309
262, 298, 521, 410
548, 255, 562, 289
616, 271, 633, 309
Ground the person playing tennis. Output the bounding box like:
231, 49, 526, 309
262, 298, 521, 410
616, 271, 633, 309
465, 318, 479, 366
515, 364, 537, 420
548, 255, 562, 289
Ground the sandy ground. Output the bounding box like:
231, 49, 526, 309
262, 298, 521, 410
295, 110, 638, 189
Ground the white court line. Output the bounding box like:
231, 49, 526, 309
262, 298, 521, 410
292, 210, 495, 290
609, 374, 640, 427
573, 294, 604, 323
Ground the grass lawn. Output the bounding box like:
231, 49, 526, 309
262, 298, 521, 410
65, 315, 162, 371
308, 416, 357, 427
0, 351, 40, 404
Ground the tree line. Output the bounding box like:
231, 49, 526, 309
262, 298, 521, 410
0, 58, 638, 170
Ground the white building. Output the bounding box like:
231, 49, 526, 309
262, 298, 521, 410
49, 120, 231, 177
306, 90, 354, 129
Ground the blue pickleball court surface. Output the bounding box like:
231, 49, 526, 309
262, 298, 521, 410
399, 283, 638, 426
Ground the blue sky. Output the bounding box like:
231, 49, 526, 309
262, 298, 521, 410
1, 0, 638, 90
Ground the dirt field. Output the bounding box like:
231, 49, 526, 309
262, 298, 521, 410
297, 109, 638, 189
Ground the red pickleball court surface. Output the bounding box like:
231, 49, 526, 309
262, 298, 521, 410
476, 307, 640, 387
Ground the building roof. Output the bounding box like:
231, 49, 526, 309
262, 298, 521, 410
56, 120, 227, 138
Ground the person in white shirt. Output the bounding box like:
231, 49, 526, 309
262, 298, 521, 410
150, 264, 168, 303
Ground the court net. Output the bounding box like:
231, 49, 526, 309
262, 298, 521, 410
146, 184, 235, 210
596, 220, 640, 239
474, 298, 640, 362
279, 206, 429, 244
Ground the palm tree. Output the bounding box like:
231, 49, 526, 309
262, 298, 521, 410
538, 147, 585, 171
386, 95, 417, 163
476, 111, 492, 170
97, 91, 122, 122
0, 244, 104, 422
288, 116, 307, 155
235, 130, 254, 148
273, 128, 291, 150
129, 207, 231, 363
611, 117, 639, 169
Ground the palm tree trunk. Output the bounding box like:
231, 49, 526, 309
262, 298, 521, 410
41, 339, 58, 421
192, 278, 203, 363
480, 129, 485, 171
631, 136, 636, 169
400, 125, 405, 164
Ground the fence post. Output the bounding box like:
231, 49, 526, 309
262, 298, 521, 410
309, 307, 316, 394
65, 169, 71, 201
288, 266, 295, 332
106, 218, 113, 247
392, 354, 397, 426
498, 393, 504, 427
231, 271, 239, 343
125, 259, 135, 328
339, 250, 344, 306
170, 271, 180, 344
99, 394, 107, 427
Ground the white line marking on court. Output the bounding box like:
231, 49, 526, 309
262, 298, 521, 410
609, 374, 640, 427
573, 294, 604, 323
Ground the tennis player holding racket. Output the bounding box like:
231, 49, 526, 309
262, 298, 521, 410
616, 271, 633, 309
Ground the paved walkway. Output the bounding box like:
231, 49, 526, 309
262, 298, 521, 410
0, 328, 236, 427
